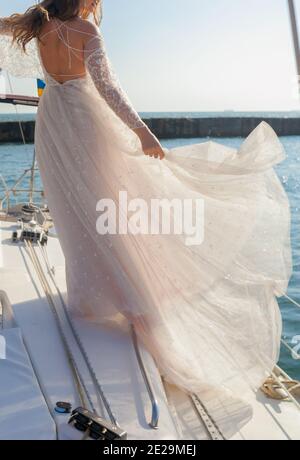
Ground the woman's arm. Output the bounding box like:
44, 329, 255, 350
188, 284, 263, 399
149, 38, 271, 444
0, 18, 12, 36
84, 29, 165, 160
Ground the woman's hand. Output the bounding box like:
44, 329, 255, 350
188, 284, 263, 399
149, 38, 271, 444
133, 125, 165, 160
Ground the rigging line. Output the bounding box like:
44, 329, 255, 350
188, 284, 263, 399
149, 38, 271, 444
288, 0, 300, 85
233, 260, 300, 311
6, 72, 37, 206
281, 337, 300, 360
37, 240, 120, 427
25, 240, 88, 409
280, 291, 300, 310
5, 48, 37, 202
6, 74, 26, 145
24, 239, 97, 414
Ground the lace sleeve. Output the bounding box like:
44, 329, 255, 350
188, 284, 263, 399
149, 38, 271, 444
0, 35, 43, 79
84, 32, 146, 130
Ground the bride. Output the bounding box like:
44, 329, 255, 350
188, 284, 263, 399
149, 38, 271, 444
0, 0, 293, 422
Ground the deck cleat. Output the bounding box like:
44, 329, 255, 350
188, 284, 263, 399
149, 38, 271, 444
11, 230, 18, 243
68, 407, 127, 440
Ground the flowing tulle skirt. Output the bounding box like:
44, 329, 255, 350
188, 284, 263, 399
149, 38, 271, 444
34, 74, 292, 410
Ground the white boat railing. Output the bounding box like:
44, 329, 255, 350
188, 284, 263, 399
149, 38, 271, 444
0, 150, 45, 214
279, 291, 300, 362
130, 323, 160, 429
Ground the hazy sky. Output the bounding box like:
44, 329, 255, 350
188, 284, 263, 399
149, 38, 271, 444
1, 0, 300, 113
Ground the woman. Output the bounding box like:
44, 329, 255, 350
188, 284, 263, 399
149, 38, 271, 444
0, 0, 293, 423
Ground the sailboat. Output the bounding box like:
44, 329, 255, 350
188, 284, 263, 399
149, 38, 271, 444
1, 2, 300, 441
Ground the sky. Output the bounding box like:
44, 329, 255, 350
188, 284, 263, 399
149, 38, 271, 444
1, 0, 300, 113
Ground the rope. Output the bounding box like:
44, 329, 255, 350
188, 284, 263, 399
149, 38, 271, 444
261, 369, 300, 410
280, 292, 300, 310
37, 241, 119, 427
258, 290, 300, 407
281, 337, 300, 360
261, 375, 300, 401
24, 239, 96, 414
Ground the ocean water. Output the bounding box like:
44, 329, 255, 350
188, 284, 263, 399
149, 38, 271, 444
0, 132, 300, 380
2, 110, 300, 122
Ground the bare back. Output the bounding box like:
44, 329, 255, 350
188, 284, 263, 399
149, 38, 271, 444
38, 17, 95, 84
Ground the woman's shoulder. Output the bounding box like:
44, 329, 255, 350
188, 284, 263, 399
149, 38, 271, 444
72, 17, 100, 39
39, 18, 57, 39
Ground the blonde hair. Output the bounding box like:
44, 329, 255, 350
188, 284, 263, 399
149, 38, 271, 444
2, 0, 102, 51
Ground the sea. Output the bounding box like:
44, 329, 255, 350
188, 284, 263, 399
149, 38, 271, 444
0, 111, 300, 380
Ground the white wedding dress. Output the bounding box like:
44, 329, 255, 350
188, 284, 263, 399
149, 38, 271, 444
0, 19, 293, 408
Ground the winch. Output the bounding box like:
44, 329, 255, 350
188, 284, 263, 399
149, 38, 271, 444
68, 407, 127, 440
12, 217, 48, 245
